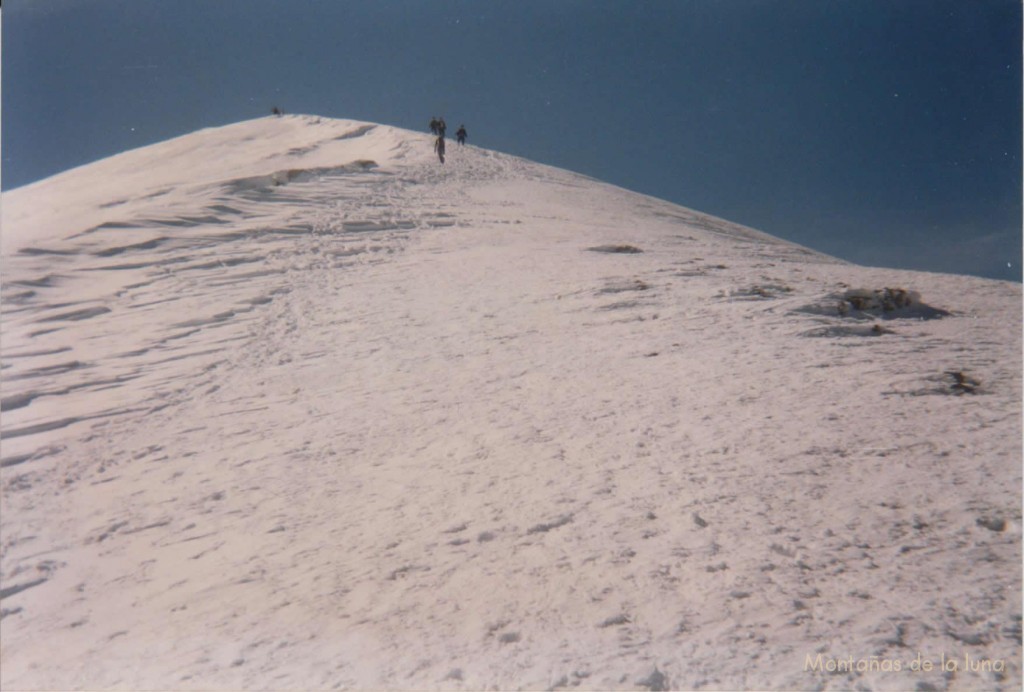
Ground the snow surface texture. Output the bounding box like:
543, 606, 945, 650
1, 115, 1021, 690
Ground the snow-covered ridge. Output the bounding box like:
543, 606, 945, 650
2, 115, 423, 255
1, 115, 1020, 690
1, 114, 836, 453
1, 114, 820, 258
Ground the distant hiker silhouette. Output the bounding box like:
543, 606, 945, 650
272, 106, 283, 117
429, 117, 440, 135
434, 135, 446, 164
456, 125, 467, 145
437, 118, 447, 139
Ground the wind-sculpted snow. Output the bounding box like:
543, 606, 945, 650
1, 115, 1020, 690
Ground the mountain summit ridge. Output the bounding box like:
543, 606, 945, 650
3, 114, 828, 262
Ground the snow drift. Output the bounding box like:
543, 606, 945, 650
1, 115, 1020, 690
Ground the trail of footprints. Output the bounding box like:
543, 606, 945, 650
0, 157, 471, 468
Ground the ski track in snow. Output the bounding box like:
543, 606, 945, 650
1, 115, 1021, 690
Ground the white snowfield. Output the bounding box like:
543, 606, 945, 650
1, 115, 1020, 691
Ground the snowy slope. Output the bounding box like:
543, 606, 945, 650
1, 115, 1020, 690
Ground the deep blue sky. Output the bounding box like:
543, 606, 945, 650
3, 0, 1021, 280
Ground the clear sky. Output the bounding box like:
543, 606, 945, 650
3, 0, 1021, 281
